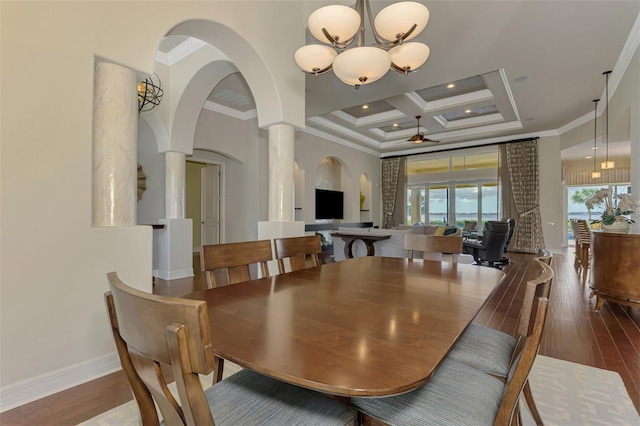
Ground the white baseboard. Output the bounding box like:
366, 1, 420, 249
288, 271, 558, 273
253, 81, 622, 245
0, 352, 121, 413
154, 268, 194, 280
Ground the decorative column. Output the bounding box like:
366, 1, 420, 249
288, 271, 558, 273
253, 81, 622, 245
92, 61, 138, 226
165, 151, 186, 219
268, 123, 295, 222
259, 123, 304, 273
156, 150, 193, 280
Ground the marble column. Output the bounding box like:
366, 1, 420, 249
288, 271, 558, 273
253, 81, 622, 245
92, 61, 138, 227
165, 151, 186, 219
259, 123, 304, 273
268, 123, 295, 222
156, 151, 192, 280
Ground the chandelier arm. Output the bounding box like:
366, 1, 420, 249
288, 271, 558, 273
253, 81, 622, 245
320, 27, 354, 50
301, 63, 334, 77
390, 62, 418, 75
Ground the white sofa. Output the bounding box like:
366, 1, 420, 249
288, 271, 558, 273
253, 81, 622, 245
332, 226, 462, 262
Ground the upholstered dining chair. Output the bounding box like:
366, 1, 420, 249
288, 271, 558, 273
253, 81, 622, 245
273, 235, 322, 274
445, 257, 553, 425
104, 272, 355, 426
351, 296, 550, 426
404, 234, 464, 263
200, 240, 272, 289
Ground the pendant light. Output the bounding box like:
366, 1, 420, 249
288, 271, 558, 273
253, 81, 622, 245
591, 99, 601, 179
600, 70, 614, 169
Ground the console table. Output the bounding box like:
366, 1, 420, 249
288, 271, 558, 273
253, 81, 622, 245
590, 230, 640, 310
331, 232, 391, 258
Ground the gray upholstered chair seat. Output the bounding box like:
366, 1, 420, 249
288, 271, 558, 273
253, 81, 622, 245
446, 324, 517, 377
351, 358, 505, 426
204, 369, 355, 425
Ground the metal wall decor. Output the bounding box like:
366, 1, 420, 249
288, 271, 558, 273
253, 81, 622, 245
137, 74, 163, 113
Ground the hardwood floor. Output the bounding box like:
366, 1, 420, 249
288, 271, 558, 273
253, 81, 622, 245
1, 250, 638, 425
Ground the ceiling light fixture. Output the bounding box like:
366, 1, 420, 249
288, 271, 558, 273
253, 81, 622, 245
407, 115, 439, 144
447, 83, 455, 88
591, 99, 601, 179
294, 1, 430, 89
137, 74, 163, 113
600, 71, 614, 169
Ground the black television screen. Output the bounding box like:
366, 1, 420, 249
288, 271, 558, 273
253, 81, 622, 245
315, 189, 344, 219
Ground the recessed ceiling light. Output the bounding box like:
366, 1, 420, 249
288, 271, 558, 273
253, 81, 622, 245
591, 146, 599, 150
447, 83, 455, 88
513, 75, 528, 83
585, 156, 593, 159
362, 104, 369, 109
464, 109, 472, 114
393, 123, 398, 127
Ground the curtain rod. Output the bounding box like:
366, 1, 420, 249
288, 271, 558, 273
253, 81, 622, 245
381, 137, 539, 160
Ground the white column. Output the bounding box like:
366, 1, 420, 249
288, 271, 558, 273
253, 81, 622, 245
165, 151, 186, 219
92, 61, 138, 227
630, 57, 640, 234
268, 123, 295, 222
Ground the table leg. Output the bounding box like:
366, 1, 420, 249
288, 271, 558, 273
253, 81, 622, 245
365, 241, 376, 256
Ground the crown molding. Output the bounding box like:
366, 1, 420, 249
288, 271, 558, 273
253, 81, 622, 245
203, 101, 257, 120
307, 116, 382, 148
300, 127, 380, 157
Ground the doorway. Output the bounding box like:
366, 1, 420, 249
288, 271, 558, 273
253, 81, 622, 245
186, 161, 223, 251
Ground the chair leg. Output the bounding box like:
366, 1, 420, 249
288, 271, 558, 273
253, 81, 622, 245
523, 380, 544, 425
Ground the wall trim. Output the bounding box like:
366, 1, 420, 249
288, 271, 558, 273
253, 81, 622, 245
0, 352, 121, 413
154, 268, 194, 280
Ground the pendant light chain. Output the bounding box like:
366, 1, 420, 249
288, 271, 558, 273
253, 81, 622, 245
601, 70, 614, 169
591, 99, 600, 179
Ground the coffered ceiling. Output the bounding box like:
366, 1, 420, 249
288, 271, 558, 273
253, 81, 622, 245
157, 1, 640, 159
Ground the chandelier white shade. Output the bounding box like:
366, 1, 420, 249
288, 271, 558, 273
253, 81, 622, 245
333, 46, 392, 86
374, 1, 430, 42
294, 0, 431, 88
294, 45, 337, 75
389, 42, 431, 74
308, 6, 360, 44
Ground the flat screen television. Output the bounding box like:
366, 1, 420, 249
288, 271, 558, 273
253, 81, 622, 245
315, 188, 344, 219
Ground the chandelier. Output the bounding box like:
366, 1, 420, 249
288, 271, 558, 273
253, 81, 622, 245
137, 74, 163, 113
294, 1, 431, 89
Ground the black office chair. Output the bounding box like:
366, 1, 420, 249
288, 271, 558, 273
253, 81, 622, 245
463, 221, 510, 269
495, 218, 515, 265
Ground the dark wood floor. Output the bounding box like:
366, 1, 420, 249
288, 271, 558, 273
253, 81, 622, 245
2, 250, 638, 425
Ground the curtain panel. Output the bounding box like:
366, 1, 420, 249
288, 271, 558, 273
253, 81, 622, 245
504, 140, 545, 253
381, 158, 402, 229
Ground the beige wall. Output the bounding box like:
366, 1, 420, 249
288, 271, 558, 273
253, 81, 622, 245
0, 0, 306, 400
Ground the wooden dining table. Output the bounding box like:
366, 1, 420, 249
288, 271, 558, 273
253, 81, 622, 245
183, 256, 505, 397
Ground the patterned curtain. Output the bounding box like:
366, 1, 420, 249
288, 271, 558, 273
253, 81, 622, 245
504, 140, 545, 253
381, 158, 401, 229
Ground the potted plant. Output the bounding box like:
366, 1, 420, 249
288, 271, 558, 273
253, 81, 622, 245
585, 186, 640, 231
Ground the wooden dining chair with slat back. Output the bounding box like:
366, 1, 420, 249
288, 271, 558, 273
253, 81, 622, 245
200, 240, 272, 288
351, 296, 550, 426
105, 272, 355, 426
273, 235, 322, 274
404, 234, 464, 263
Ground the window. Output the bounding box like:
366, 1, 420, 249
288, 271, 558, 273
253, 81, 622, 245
406, 148, 499, 226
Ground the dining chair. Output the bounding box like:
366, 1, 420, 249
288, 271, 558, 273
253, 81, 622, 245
404, 234, 463, 263
200, 240, 272, 289
351, 297, 550, 426
104, 272, 355, 426
273, 235, 322, 274
445, 257, 553, 425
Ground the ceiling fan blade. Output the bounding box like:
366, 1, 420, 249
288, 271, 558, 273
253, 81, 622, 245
407, 133, 424, 142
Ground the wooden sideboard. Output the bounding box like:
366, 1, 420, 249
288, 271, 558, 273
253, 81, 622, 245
589, 231, 640, 310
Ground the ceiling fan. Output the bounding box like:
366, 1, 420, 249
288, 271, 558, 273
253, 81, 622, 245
407, 115, 439, 144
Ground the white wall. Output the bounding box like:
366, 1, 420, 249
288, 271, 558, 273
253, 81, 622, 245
296, 132, 382, 226
538, 135, 564, 250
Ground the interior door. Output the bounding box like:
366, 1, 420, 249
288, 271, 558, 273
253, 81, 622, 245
201, 165, 220, 245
